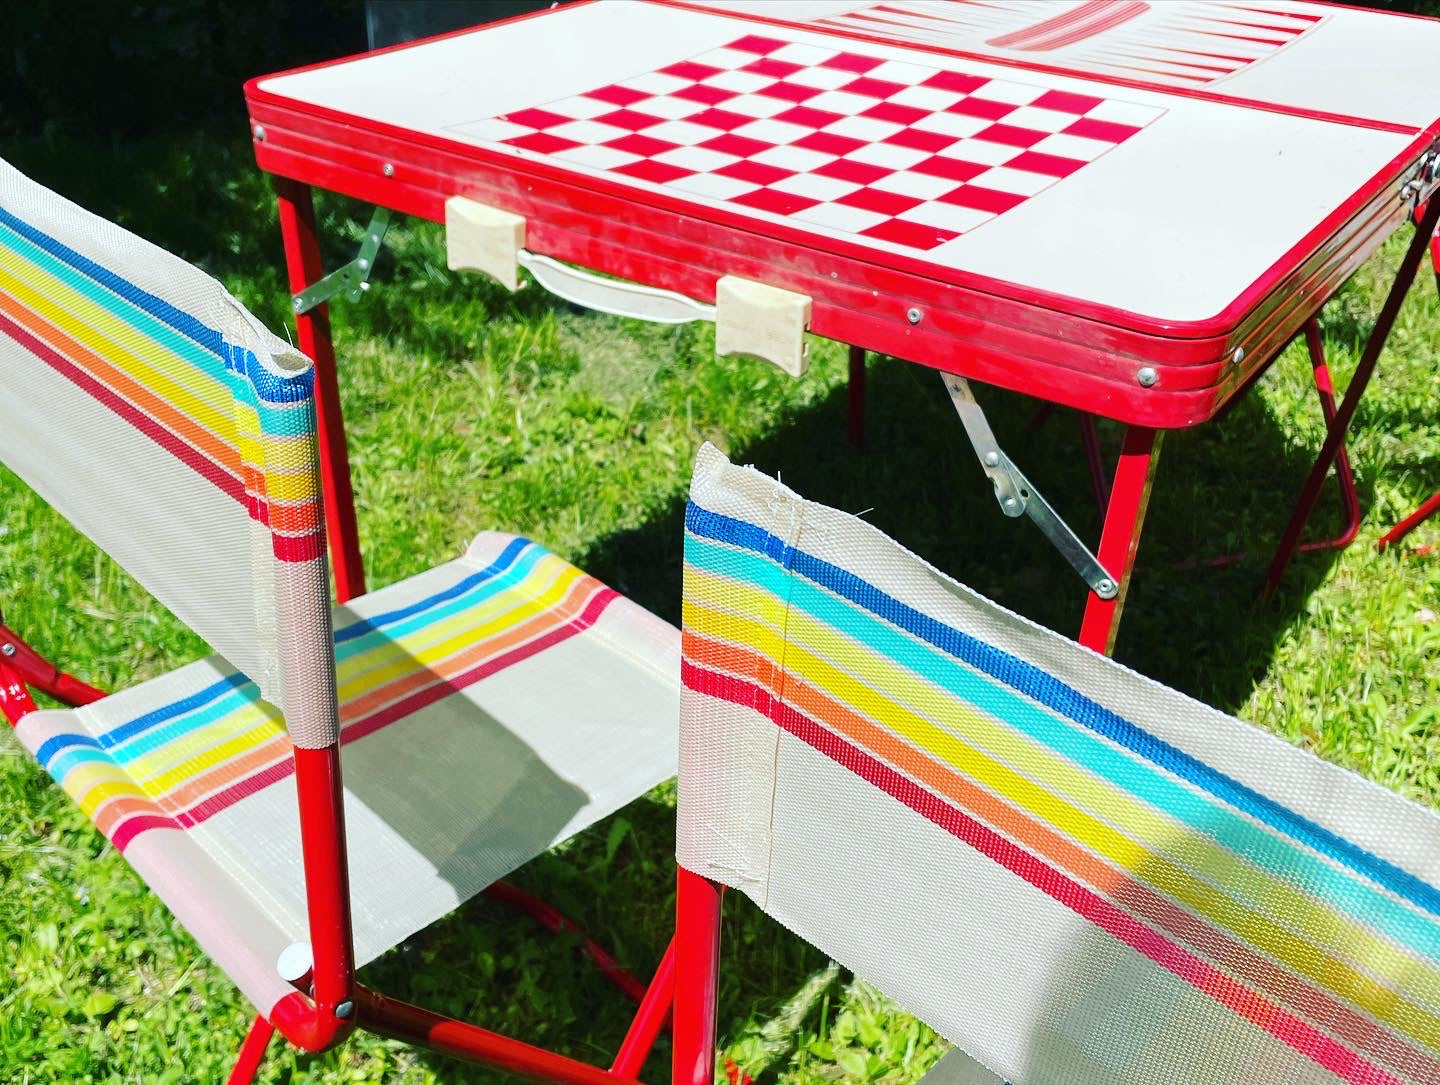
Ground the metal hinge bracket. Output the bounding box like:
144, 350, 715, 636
292, 207, 392, 316
943, 373, 1118, 599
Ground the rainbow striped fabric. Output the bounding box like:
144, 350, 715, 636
678, 444, 1440, 1085
28, 535, 618, 854
0, 198, 321, 562
0, 159, 327, 717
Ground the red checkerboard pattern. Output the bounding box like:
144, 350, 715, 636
454, 35, 1164, 253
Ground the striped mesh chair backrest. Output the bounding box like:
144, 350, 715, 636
679, 442, 1440, 1085
0, 159, 338, 746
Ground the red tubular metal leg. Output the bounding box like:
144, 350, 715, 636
1374, 225, 1440, 554
1299, 319, 1362, 553
0, 658, 40, 725
847, 345, 866, 447
278, 744, 357, 1052
1378, 490, 1440, 552
1264, 195, 1440, 594
0, 620, 105, 707
274, 177, 367, 603
227, 1014, 275, 1085
672, 868, 724, 1085
355, 985, 637, 1084
1078, 427, 1162, 656
610, 938, 677, 1079
483, 880, 651, 1004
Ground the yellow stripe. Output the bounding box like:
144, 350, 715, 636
0, 251, 234, 433
684, 577, 1440, 1043
335, 556, 586, 695
135, 720, 285, 797
118, 701, 283, 787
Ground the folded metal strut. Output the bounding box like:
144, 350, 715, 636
943, 373, 1118, 600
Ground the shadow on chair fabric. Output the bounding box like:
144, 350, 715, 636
0, 155, 680, 1081
673, 442, 1440, 1085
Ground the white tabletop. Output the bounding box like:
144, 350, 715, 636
257, 0, 1439, 326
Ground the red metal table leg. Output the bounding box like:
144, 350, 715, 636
1374, 225, 1440, 554
847, 345, 866, 447
610, 938, 677, 1079
274, 177, 367, 603
1078, 426, 1162, 656
672, 868, 724, 1085
0, 618, 105, 707
227, 1014, 275, 1085
1264, 195, 1440, 594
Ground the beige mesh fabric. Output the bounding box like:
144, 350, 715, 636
18, 532, 680, 1017
680, 443, 1440, 1085
0, 157, 336, 743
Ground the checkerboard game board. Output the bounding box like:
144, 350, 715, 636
454, 34, 1164, 253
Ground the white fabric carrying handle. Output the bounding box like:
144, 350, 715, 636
444, 195, 811, 376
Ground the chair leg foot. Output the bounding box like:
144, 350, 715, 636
228, 1014, 275, 1085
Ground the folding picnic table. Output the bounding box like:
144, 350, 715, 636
243, 0, 1440, 654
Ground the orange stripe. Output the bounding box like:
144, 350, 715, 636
0, 291, 240, 478
339, 575, 605, 721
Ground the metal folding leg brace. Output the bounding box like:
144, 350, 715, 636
941, 374, 1156, 655
1264, 193, 1440, 593
1376, 224, 1440, 555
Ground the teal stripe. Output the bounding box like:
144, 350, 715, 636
686, 532, 1440, 963
48, 745, 120, 780
106, 687, 267, 764
0, 220, 305, 437
334, 542, 551, 663
0, 219, 225, 394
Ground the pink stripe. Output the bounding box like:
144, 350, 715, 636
684, 661, 1407, 1085
113, 587, 622, 837
0, 308, 245, 501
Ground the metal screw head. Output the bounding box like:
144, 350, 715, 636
383, 162, 395, 177
1, 643, 15, 657
252, 125, 266, 142
1003, 497, 1018, 512
357, 258, 370, 271
1231, 347, 1245, 365
983, 451, 1000, 467
1136, 366, 1158, 388
906, 307, 922, 325
1096, 577, 1116, 598
334, 1000, 356, 1019
291, 296, 304, 312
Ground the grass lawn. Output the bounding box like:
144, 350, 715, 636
0, 128, 1437, 1083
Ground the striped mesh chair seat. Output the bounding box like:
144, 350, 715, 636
16, 532, 677, 1017
0, 158, 678, 1031
679, 443, 1440, 1085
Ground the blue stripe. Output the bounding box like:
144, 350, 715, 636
36, 538, 543, 762
35, 732, 102, 765
0, 206, 311, 404
334, 536, 533, 647
685, 499, 1440, 923
686, 530, 1440, 959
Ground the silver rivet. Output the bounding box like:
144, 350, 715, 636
334, 1000, 355, 1019
906, 307, 922, 325
1231, 347, 1245, 365
1, 643, 15, 657
383, 162, 395, 177
1136, 366, 1157, 387
252, 125, 266, 142
1096, 578, 1116, 596
357, 258, 370, 271
291, 296, 304, 312
1003, 497, 1018, 511
983, 451, 1000, 467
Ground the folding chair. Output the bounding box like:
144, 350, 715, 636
0, 158, 681, 1083
674, 443, 1440, 1085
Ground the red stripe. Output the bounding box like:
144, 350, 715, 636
113, 586, 621, 840
272, 530, 325, 562
682, 660, 1404, 1085
0, 308, 245, 502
